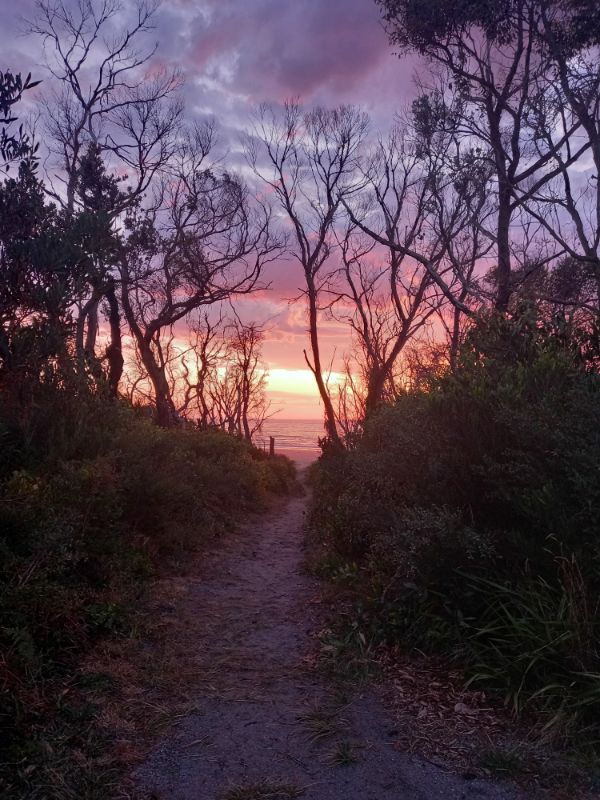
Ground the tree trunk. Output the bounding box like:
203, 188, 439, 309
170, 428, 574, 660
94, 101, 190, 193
449, 305, 462, 371
84, 298, 100, 359
120, 275, 177, 426
364, 367, 386, 418
75, 288, 102, 370
306, 284, 342, 448
495, 187, 513, 312
105, 281, 123, 397
363, 324, 411, 416
241, 380, 252, 441
142, 353, 176, 427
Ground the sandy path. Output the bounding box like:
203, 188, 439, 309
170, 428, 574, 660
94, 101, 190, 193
134, 485, 524, 800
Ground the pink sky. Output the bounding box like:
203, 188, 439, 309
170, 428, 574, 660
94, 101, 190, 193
1, 0, 419, 418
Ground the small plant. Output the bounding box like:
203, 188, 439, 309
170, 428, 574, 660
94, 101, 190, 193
298, 701, 348, 742
319, 619, 375, 682
220, 779, 304, 800
477, 746, 527, 778
326, 739, 359, 766
84, 601, 126, 635
330, 562, 359, 583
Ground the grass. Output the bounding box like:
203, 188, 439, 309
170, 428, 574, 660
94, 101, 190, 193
220, 779, 305, 800
297, 699, 349, 742
477, 746, 527, 779
318, 620, 376, 683
325, 739, 359, 766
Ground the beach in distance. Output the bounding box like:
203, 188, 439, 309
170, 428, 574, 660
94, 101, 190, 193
255, 419, 323, 466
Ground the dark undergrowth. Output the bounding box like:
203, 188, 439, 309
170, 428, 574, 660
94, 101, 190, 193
0, 390, 295, 799
309, 311, 600, 788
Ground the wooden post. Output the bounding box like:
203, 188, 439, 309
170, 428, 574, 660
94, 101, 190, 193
269, 436, 275, 456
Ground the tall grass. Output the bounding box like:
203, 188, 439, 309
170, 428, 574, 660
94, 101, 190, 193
464, 561, 600, 741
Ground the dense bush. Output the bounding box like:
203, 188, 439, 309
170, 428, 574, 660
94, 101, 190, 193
0, 394, 295, 797
310, 311, 600, 742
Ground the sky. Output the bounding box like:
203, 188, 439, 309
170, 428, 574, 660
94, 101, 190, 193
1, 0, 419, 419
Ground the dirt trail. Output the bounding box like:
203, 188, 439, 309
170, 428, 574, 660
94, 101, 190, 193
135, 482, 524, 800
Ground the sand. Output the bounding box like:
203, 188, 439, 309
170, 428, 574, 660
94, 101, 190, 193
134, 484, 525, 800
276, 447, 321, 469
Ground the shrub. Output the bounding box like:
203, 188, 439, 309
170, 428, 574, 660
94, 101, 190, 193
310, 310, 600, 742
0, 395, 295, 798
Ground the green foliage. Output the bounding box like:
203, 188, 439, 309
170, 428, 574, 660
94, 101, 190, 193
0, 70, 40, 170
377, 0, 517, 53
326, 739, 359, 766
377, 0, 600, 55
464, 564, 600, 739
0, 396, 295, 798
311, 311, 600, 742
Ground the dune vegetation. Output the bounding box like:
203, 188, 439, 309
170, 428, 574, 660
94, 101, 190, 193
2, 0, 600, 795
310, 310, 600, 748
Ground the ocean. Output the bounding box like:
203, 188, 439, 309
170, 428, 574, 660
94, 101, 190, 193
254, 418, 324, 451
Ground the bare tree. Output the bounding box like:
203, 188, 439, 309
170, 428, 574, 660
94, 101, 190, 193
178, 311, 226, 429
342, 106, 494, 380
331, 127, 462, 415
248, 101, 369, 447
120, 125, 280, 426
153, 313, 271, 440
227, 319, 270, 441
28, 0, 182, 211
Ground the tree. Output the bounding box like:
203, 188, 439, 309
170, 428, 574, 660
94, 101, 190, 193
28, 0, 182, 388
71, 143, 128, 390
332, 124, 483, 415
124, 311, 271, 440
120, 125, 280, 426
342, 101, 494, 385
0, 70, 40, 172
248, 102, 369, 446
515, 4, 600, 315
28, 0, 181, 213
376, 0, 585, 311
227, 319, 270, 441
182, 316, 270, 440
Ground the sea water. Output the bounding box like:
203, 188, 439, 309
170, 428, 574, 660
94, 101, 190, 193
254, 418, 324, 451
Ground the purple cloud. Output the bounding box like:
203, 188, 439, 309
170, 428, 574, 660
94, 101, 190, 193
186, 0, 388, 98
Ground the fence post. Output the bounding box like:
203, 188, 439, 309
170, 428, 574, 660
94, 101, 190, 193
269, 436, 275, 457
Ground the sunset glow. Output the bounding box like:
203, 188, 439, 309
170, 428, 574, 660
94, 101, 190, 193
265, 368, 345, 419
0, 0, 407, 424
4, 0, 600, 788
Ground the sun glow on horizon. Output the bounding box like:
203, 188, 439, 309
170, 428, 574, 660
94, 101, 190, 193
265, 368, 345, 396
264, 368, 346, 419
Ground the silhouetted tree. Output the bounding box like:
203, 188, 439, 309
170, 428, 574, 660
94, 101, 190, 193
120, 126, 280, 427
0, 70, 40, 172
248, 102, 369, 446
376, 0, 585, 311
28, 0, 182, 386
